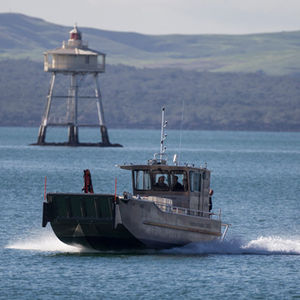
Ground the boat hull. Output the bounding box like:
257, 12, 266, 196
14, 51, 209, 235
118, 198, 221, 249
43, 193, 221, 250
51, 222, 144, 250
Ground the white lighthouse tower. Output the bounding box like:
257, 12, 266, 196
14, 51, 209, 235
35, 25, 121, 147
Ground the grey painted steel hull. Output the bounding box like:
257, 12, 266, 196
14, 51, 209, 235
118, 199, 221, 249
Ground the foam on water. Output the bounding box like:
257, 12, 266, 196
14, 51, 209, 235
164, 236, 300, 255
5, 232, 300, 255
5, 232, 81, 253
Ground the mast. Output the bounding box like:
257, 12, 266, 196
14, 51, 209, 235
159, 107, 167, 161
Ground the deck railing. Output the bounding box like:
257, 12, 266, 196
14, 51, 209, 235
154, 201, 221, 220
123, 194, 222, 220
44, 61, 105, 73
135, 195, 221, 220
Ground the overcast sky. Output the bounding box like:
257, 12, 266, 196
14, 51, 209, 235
1, 0, 300, 35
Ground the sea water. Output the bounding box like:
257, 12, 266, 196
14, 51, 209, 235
0, 127, 299, 299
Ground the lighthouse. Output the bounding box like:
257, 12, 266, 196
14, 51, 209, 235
34, 25, 121, 147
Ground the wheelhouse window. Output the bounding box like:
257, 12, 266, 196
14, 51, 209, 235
134, 169, 189, 192
170, 171, 187, 192
134, 170, 151, 190
152, 171, 169, 191
190, 171, 201, 192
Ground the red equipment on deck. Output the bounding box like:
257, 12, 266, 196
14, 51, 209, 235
82, 169, 94, 193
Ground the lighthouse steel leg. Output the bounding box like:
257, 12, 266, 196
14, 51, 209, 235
94, 74, 110, 145
37, 73, 56, 144
68, 74, 79, 145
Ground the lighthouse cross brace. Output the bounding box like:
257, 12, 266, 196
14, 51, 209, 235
33, 72, 121, 147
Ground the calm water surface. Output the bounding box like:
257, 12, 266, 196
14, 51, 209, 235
0, 127, 299, 299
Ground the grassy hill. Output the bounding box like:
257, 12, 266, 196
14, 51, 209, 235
0, 14, 299, 132
0, 13, 300, 75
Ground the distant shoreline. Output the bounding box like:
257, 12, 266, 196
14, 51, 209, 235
1, 125, 300, 134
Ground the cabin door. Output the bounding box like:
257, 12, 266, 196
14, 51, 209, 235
200, 172, 205, 214
190, 171, 202, 214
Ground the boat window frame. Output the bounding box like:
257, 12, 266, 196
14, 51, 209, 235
189, 171, 202, 192
170, 170, 188, 192
151, 170, 170, 191
133, 169, 152, 191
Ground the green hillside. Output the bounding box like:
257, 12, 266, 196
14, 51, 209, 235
0, 13, 300, 75
0, 59, 299, 131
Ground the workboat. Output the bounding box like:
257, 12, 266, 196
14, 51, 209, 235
42, 108, 229, 250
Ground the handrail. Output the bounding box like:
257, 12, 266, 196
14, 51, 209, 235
153, 201, 221, 220
44, 61, 105, 72
221, 223, 231, 241
122, 194, 222, 220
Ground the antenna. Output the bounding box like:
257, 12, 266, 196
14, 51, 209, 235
160, 107, 167, 161
178, 99, 185, 164
149, 107, 168, 165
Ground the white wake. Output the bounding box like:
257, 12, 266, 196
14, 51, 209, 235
5, 233, 300, 255
5, 231, 81, 253
164, 236, 300, 255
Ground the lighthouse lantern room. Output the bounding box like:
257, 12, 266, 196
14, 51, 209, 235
34, 25, 121, 147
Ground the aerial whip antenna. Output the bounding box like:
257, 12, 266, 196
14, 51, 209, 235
178, 99, 185, 163
160, 107, 167, 161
